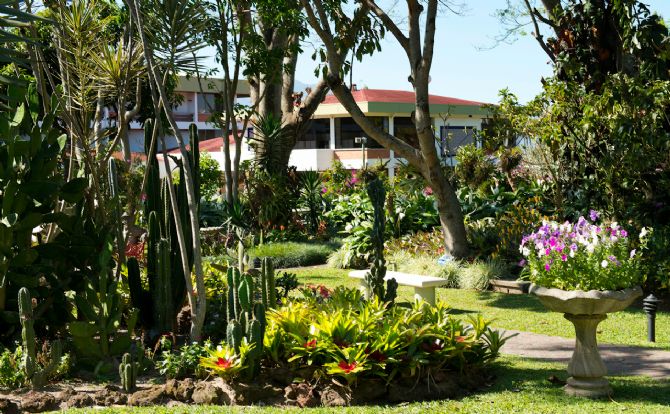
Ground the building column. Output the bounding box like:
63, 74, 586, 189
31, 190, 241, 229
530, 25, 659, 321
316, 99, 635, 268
329, 117, 336, 149
193, 92, 198, 125
388, 115, 395, 179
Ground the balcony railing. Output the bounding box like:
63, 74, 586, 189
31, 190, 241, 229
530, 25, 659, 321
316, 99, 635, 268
173, 113, 195, 122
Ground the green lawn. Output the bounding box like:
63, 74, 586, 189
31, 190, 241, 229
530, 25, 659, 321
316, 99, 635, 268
290, 266, 670, 349
63, 266, 670, 413
65, 356, 670, 413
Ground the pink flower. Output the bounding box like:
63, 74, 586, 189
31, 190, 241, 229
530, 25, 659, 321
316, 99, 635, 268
561, 254, 567, 261
545, 263, 551, 271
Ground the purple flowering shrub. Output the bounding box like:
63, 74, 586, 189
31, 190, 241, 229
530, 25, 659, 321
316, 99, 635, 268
520, 210, 650, 291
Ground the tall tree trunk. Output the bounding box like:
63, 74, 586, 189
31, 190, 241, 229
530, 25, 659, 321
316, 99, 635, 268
302, 0, 470, 258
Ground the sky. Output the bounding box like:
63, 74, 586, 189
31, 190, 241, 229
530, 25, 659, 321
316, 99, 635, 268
289, 0, 670, 104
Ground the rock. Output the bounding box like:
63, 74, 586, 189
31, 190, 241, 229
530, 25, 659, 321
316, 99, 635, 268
0, 398, 19, 414
284, 383, 318, 408
128, 386, 167, 406
191, 380, 232, 405
61, 393, 94, 409
20, 391, 58, 413
230, 382, 283, 405
93, 385, 127, 406
351, 378, 387, 403
320, 385, 349, 407
164, 379, 178, 397
268, 366, 294, 386
165, 378, 196, 402
167, 400, 187, 407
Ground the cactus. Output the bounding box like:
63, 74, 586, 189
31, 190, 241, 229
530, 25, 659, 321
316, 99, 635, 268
246, 319, 263, 379
264, 258, 277, 309
226, 320, 242, 353
223, 245, 269, 379
119, 352, 140, 392
19, 288, 62, 388
155, 238, 174, 332
129, 124, 204, 338
364, 176, 396, 304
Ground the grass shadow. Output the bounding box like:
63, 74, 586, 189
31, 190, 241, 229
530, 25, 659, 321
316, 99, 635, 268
476, 291, 548, 313
489, 358, 670, 407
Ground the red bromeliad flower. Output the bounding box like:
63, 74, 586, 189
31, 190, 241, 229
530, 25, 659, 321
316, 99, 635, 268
368, 350, 387, 363
318, 285, 330, 298
216, 357, 232, 369
421, 341, 444, 353
304, 338, 317, 348
338, 361, 357, 373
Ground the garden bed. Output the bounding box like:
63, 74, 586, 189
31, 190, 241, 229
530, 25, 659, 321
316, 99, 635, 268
0, 366, 493, 412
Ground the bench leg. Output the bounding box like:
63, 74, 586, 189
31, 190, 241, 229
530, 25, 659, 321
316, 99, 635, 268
414, 287, 436, 306
358, 279, 370, 300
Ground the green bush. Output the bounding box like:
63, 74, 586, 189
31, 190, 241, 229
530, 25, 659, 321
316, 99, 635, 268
459, 260, 508, 291
250, 242, 337, 268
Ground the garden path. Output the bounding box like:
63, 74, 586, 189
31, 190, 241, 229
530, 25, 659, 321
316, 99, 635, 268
500, 329, 670, 379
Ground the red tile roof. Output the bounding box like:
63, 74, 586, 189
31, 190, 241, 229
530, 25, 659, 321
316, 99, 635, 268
167, 135, 237, 154
321, 89, 487, 106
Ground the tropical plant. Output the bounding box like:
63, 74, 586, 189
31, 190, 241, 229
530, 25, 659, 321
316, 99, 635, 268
265, 288, 506, 385
0, 99, 94, 340
298, 171, 325, 235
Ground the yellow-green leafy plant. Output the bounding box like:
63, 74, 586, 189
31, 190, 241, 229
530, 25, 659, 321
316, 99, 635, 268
199, 342, 251, 380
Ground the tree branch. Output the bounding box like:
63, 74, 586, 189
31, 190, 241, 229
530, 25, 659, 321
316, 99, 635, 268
364, 0, 410, 56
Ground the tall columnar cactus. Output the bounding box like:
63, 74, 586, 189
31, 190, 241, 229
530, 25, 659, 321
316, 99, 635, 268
224, 244, 272, 378
263, 258, 277, 309
119, 352, 140, 392
364, 177, 397, 304
129, 125, 203, 337
19, 288, 61, 388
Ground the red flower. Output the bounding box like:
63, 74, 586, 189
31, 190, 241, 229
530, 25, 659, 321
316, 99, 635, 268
304, 338, 317, 348
338, 361, 357, 373
455, 336, 467, 343
421, 341, 443, 353
318, 286, 330, 298
216, 357, 232, 368
368, 350, 387, 363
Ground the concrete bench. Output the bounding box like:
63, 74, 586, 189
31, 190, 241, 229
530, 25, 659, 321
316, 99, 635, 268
348, 270, 448, 305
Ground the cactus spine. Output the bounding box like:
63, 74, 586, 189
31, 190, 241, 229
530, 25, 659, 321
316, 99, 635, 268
119, 352, 140, 392
364, 176, 397, 304
19, 288, 61, 388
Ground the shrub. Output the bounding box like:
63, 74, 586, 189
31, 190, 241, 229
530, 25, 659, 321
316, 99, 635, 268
249, 242, 336, 268
157, 340, 211, 380
459, 260, 508, 291
264, 288, 505, 385
0, 346, 25, 389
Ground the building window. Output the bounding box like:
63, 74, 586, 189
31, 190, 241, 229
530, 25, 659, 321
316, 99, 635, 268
197, 93, 223, 113
439, 126, 476, 156
198, 129, 224, 141
335, 117, 386, 149
393, 117, 419, 148
298, 118, 330, 149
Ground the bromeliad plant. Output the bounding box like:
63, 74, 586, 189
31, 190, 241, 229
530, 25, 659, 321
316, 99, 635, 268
265, 288, 505, 385
520, 211, 649, 291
